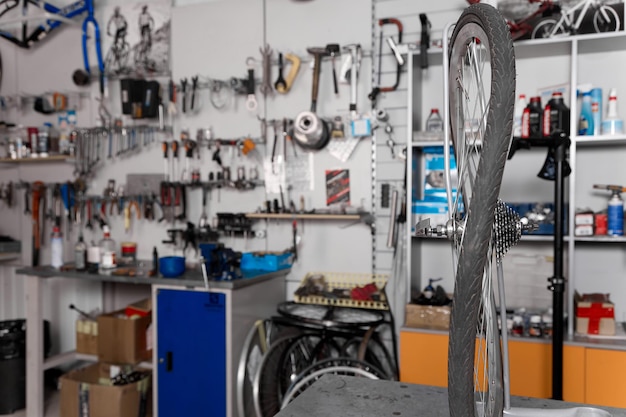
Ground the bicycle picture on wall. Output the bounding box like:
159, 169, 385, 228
101, 1, 170, 76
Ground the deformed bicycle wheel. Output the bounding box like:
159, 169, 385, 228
280, 357, 386, 410
447, 4, 515, 417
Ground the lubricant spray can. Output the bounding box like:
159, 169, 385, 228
608, 190, 624, 236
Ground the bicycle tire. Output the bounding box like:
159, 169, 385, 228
253, 333, 338, 417
339, 334, 396, 380
277, 302, 385, 329
236, 319, 300, 417
531, 18, 562, 39
593, 6, 620, 33
447, 4, 515, 417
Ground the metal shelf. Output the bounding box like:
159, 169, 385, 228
0, 155, 72, 164
575, 135, 626, 146
246, 213, 366, 221
574, 235, 626, 243
514, 30, 626, 48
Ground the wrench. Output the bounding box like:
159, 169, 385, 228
384, 124, 397, 159
245, 58, 258, 112
259, 45, 273, 97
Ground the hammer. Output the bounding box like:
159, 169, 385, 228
307, 47, 329, 113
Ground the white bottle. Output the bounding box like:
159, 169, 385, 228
602, 88, 624, 135
425, 108, 443, 132
51, 226, 63, 269
98, 225, 117, 269
513, 94, 527, 137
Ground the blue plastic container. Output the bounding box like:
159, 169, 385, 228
240, 252, 293, 272
159, 256, 186, 278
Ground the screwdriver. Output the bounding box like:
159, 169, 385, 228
162, 141, 169, 181
184, 140, 194, 183
171, 140, 179, 182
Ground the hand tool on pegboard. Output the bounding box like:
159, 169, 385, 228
180, 78, 188, 113
31, 181, 45, 266
245, 57, 258, 112
293, 47, 331, 150
419, 13, 431, 69
167, 79, 177, 124
171, 140, 179, 181
190, 76, 199, 111
275, 53, 301, 94
259, 45, 274, 97
369, 18, 404, 106
325, 43, 341, 96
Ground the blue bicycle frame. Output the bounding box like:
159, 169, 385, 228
0, 0, 104, 76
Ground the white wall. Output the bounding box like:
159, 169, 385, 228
0, 0, 376, 353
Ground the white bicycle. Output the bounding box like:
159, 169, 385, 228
532, 0, 620, 38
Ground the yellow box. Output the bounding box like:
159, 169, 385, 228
405, 304, 451, 330
76, 319, 98, 355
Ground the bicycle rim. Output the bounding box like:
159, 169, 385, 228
447, 4, 515, 417
594, 6, 620, 33
531, 18, 561, 39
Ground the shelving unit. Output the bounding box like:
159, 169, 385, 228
406, 27, 626, 334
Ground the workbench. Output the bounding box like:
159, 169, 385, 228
276, 374, 626, 417
16, 266, 289, 417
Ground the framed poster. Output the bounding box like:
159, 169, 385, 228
102, 1, 171, 76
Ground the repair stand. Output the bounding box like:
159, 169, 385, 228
508, 131, 571, 400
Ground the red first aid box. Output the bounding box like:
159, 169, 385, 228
575, 293, 615, 336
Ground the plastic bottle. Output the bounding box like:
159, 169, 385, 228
521, 107, 531, 138
529, 315, 543, 337
527, 96, 543, 138
513, 94, 527, 137
543, 91, 570, 137
38, 125, 49, 158
425, 108, 444, 132
602, 88, 624, 135
75, 235, 87, 272
51, 226, 63, 269
48, 122, 60, 155
27, 127, 39, 158
542, 307, 553, 338
58, 115, 70, 155
591, 88, 603, 136
578, 91, 594, 135
98, 226, 117, 270
608, 189, 624, 236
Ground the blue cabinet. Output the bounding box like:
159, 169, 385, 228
157, 289, 227, 417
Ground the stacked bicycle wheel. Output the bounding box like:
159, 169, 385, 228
237, 302, 397, 417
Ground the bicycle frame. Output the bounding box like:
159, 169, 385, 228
507, 0, 559, 40
0, 0, 103, 75
551, 0, 600, 35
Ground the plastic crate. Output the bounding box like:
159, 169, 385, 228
241, 252, 293, 272
294, 272, 390, 310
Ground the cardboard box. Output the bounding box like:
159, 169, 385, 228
98, 299, 152, 364
405, 304, 451, 330
76, 319, 98, 355
60, 363, 151, 417
125, 298, 152, 318
575, 292, 616, 336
